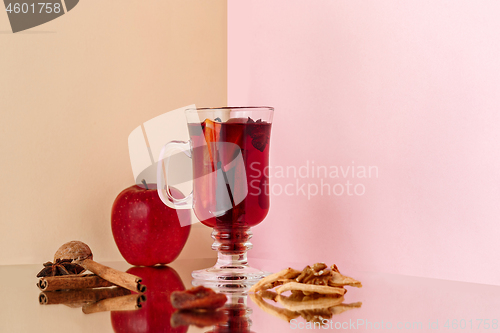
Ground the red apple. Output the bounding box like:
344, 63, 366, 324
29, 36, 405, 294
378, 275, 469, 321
111, 183, 191, 266
111, 266, 188, 333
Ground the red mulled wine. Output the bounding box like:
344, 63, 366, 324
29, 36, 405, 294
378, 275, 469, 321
188, 118, 271, 230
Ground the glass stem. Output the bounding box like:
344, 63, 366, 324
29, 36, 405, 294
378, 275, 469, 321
212, 227, 253, 268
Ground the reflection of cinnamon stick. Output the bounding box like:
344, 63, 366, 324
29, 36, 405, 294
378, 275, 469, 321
39, 286, 131, 306
82, 294, 146, 314
37, 274, 115, 291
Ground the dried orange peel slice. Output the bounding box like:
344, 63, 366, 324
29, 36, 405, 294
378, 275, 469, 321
249, 267, 301, 293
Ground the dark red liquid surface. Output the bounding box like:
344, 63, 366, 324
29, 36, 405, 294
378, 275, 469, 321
188, 118, 271, 229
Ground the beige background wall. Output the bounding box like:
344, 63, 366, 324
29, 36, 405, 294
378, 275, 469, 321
0, 0, 226, 265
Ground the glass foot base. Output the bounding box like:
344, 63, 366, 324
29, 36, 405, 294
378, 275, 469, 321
192, 264, 270, 284
191, 279, 256, 293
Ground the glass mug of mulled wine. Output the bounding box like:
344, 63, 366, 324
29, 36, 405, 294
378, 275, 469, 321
157, 107, 273, 282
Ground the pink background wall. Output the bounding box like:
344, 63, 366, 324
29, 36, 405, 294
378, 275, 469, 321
228, 1, 500, 285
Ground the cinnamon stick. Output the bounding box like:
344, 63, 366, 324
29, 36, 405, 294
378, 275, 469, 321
79, 259, 146, 293
39, 286, 131, 306
53, 241, 146, 293
37, 274, 115, 291
82, 294, 146, 314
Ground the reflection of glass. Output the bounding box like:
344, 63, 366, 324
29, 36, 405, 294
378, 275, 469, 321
171, 308, 228, 329
158, 107, 274, 282
169, 285, 255, 332
204, 288, 254, 333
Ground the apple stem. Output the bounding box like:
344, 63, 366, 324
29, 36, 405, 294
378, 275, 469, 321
141, 179, 149, 190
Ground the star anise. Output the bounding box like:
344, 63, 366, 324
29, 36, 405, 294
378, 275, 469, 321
247, 117, 270, 152
36, 258, 85, 278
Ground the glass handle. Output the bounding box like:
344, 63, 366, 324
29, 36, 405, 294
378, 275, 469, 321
157, 140, 193, 209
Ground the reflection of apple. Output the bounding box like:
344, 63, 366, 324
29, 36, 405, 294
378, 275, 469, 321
111, 183, 191, 266
111, 266, 188, 333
